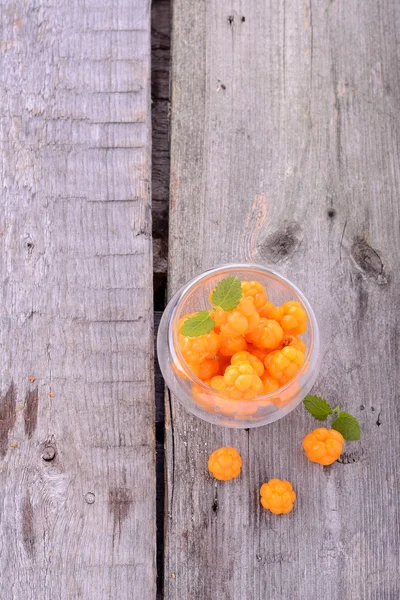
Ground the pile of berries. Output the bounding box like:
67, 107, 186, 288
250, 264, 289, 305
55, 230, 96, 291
178, 279, 307, 408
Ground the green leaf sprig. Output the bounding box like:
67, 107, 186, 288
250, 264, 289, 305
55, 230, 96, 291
180, 310, 215, 337
303, 395, 361, 441
180, 276, 242, 337
210, 276, 242, 311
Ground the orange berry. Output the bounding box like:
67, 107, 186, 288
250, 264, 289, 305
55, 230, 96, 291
258, 301, 284, 321
209, 382, 259, 417
210, 307, 228, 327
188, 358, 220, 380
208, 447, 242, 481
179, 330, 220, 364
260, 479, 296, 514
259, 371, 280, 395
281, 334, 306, 354
235, 402, 259, 418
219, 298, 260, 337
218, 335, 247, 357
265, 346, 305, 384
220, 311, 248, 336
245, 318, 283, 350
237, 297, 261, 330
213, 394, 238, 415
241, 280, 268, 310
280, 301, 307, 335
192, 381, 215, 411
210, 375, 226, 393
223, 362, 262, 400
231, 350, 264, 377
247, 344, 270, 364
302, 428, 344, 465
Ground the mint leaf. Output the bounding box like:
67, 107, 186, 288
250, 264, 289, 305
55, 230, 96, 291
303, 395, 333, 421
332, 412, 361, 441
180, 311, 215, 337
211, 276, 242, 311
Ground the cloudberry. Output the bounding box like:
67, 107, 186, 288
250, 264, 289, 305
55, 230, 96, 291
246, 344, 269, 364
210, 375, 226, 393
213, 393, 239, 416
223, 362, 262, 400
220, 312, 248, 336
231, 350, 264, 377
282, 334, 306, 354
260, 479, 296, 514
265, 346, 305, 384
219, 334, 247, 357
210, 307, 228, 327
179, 331, 220, 364
271, 379, 301, 407
192, 382, 214, 411
189, 358, 220, 380
235, 403, 259, 418
280, 301, 307, 335
259, 371, 280, 395
208, 382, 259, 417
302, 428, 344, 465
219, 298, 260, 336
241, 280, 268, 310
245, 318, 283, 350
258, 301, 284, 321
208, 447, 242, 481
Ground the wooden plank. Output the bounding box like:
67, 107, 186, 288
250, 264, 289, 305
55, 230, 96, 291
166, 1, 400, 598
0, 1, 156, 598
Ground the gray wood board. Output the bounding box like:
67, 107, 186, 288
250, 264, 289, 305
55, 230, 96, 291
0, 0, 156, 598
166, 0, 400, 598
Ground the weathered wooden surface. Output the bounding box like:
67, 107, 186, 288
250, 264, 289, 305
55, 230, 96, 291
166, 1, 400, 598
0, 0, 156, 598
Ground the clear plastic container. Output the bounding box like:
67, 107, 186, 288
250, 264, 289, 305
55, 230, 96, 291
157, 264, 320, 428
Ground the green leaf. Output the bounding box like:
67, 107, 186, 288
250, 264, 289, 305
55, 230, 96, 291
180, 311, 215, 337
332, 412, 361, 441
303, 395, 333, 421
211, 276, 242, 311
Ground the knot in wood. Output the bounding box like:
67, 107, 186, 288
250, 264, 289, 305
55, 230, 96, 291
85, 492, 95, 504
42, 445, 56, 461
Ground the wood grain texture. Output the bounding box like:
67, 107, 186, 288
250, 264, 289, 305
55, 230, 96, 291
0, 0, 156, 598
166, 1, 400, 598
